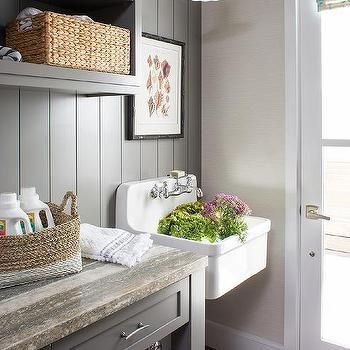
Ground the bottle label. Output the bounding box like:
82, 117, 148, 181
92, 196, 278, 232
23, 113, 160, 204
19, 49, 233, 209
21, 212, 36, 233
0, 220, 6, 236
27, 212, 35, 232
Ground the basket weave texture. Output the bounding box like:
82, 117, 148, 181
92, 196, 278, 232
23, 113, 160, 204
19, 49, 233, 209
6, 11, 130, 75
0, 192, 82, 288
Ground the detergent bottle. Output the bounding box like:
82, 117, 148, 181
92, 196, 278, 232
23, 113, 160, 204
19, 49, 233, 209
0, 192, 33, 236
19, 187, 55, 232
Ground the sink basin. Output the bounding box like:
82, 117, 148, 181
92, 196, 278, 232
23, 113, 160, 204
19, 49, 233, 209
116, 176, 271, 299
149, 216, 270, 299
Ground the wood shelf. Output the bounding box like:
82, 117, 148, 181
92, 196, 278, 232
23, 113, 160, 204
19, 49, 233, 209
0, 0, 142, 96
0, 60, 140, 95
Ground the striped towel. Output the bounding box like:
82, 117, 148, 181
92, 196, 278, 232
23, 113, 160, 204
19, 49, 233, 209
0, 46, 22, 62
80, 224, 153, 267
16, 7, 42, 32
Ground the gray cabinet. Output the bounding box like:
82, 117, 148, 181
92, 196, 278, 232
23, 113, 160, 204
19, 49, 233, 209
52, 278, 189, 350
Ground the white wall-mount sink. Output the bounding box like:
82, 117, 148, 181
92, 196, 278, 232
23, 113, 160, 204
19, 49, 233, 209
116, 176, 271, 299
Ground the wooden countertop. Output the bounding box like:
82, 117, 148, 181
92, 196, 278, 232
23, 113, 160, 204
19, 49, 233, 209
0, 245, 207, 350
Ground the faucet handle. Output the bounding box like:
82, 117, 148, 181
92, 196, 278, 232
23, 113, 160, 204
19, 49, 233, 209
162, 181, 169, 199
186, 175, 193, 187
150, 184, 160, 199
196, 187, 204, 199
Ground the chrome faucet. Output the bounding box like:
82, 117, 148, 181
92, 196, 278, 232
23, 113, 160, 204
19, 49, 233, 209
150, 174, 203, 200
165, 176, 192, 198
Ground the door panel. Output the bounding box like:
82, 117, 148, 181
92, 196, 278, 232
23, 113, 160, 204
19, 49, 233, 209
300, 1, 350, 349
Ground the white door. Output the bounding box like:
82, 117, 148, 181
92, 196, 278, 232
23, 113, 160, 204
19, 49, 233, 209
301, 0, 350, 349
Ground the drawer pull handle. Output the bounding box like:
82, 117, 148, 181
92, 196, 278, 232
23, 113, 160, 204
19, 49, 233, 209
120, 322, 151, 341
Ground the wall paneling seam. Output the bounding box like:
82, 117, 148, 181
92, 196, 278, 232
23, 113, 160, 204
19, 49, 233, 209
120, 98, 123, 184
75, 93, 78, 196
48, 89, 52, 201
75, 93, 79, 200
18, 88, 21, 194
99, 96, 103, 226
172, 0, 175, 172
156, 0, 160, 177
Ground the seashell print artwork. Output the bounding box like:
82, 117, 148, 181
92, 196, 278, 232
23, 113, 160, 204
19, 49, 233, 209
146, 53, 172, 118
130, 35, 184, 140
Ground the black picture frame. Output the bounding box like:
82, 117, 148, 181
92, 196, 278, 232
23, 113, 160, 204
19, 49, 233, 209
127, 32, 185, 140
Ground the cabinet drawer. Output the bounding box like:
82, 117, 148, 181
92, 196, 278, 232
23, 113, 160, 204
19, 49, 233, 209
52, 277, 189, 350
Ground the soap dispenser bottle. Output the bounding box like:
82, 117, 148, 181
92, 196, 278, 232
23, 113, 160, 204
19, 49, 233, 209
0, 193, 33, 236
19, 187, 55, 232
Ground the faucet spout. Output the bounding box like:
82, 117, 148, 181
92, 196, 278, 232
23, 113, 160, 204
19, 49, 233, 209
149, 174, 201, 200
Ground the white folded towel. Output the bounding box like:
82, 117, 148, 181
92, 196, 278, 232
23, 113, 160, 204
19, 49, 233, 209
16, 7, 42, 21
0, 46, 22, 62
73, 15, 94, 22
16, 8, 94, 32
80, 224, 153, 268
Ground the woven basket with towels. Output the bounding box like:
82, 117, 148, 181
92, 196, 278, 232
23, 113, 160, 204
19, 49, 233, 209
0, 192, 82, 289
6, 11, 130, 74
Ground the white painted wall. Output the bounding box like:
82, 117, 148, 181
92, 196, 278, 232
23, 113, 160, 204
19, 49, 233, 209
202, 0, 285, 347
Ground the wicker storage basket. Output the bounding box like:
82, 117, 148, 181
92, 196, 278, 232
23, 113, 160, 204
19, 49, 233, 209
0, 192, 82, 289
6, 11, 130, 74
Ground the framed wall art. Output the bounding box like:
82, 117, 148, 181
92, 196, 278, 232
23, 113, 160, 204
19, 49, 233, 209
127, 33, 185, 140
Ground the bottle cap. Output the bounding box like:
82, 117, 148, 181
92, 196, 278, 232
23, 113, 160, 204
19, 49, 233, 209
0, 193, 19, 209
20, 187, 39, 201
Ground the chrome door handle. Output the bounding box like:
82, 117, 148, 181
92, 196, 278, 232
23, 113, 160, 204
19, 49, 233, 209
120, 322, 151, 341
305, 205, 331, 221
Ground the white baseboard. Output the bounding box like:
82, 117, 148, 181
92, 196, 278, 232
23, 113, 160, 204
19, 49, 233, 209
206, 319, 284, 350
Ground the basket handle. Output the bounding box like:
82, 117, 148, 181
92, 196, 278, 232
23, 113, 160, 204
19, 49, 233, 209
59, 192, 78, 217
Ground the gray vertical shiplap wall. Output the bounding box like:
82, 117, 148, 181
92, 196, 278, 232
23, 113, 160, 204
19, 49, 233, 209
0, 87, 19, 194
157, 0, 175, 177
141, 0, 199, 179
50, 91, 76, 203
77, 96, 101, 225
174, 0, 189, 173
0, 0, 201, 226
20, 89, 50, 202
141, 0, 158, 180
